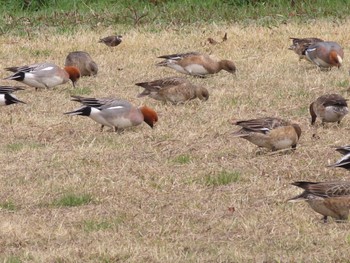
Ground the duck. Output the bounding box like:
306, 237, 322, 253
0, 86, 26, 106
309, 94, 348, 125
305, 41, 344, 68
64, 96, 158, 132
156, 52, 236, 77
135, 76, 209, 104
4, 62, 80, 90
288, 181, 350, 223
232, 117, 302, 151
65, 51, 98, 77
99, 35, 123, 47
328, 146, 350, 171
288, 37, 324, 60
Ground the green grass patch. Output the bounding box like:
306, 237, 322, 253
69, 87, 93, 96
336, 79, 349, 88
172, 154, 191, 164
204, 170, 241, 186
83, 220, 112, 232
53, 193, 92, 207
0, 201, 16, 211
82, 215, 126, 232
5, 141, 44, 152
1, 0, 350, 35
2, 256, 22, 263
6, 142, 25, 152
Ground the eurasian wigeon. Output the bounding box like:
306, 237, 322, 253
328, 147, 350, 171
289, 37, 324, 60
288, 181, 350, 222
65, 51, 98, 77
309, 94, 348, 125
99, 35, 123, 47
232, 117, 302, 151
136, 76, 209, 104
4, 62, 80, 89
305, 41, 344, 68
0, 86, 25, 106
156, 52, 236, 77
64, 96, 158, 132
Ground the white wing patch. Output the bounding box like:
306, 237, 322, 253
307, 48, 316, 52
42, 67, 54, 71
260, 128, 270, 132
108, 106, 125, 110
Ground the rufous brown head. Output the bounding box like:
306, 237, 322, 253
64, 66, 81, 88
140, 106, 158, 128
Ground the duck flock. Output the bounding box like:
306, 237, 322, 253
1, 35, 350, 223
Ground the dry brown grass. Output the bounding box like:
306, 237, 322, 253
0, 20, 349, 262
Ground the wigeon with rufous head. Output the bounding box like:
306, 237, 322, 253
4, 62, 80, 90
64, 96, 158, 132
305, 41, 344, 68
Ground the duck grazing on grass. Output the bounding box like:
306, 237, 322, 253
136, 76, 209, 104
64, 96, 158, 132
288, 181, 350, 223
289, 37, 324, 61
156, 52, 236, 77
0, 86, 26, 106
4, 62, 80, 90
328, 146, 350, 171
65, 51, 98, 77
305, 41, 344, 68
232, 117, 302, 151
99, 35, 123, 47
309, 94, 348, 125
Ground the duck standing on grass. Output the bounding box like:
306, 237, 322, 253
136, 76, 209, 104
288, 181, 350, 223
65, 51, 98, 77
4, 62, 80, 90
64, 96, 158, 132
309, 94, 348, 125
288, 37, 324, 61
156, 52, 236, 77
231, 117, 302, 152
305, 41, 344, 69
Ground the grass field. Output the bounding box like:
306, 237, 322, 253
0, 19, 350, 262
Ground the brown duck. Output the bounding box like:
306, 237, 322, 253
289, 181, 350, 222
65, 51, 98, 77
136, 76, 209, 104
289, 37, 324, 60
309, 94, 348, 125
232, 117, 302, 151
